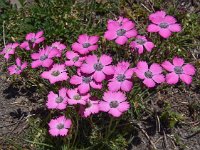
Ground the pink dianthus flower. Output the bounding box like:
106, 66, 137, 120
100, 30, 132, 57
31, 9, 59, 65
79, 98, 100, 118
108, 62, 134, 92
20, 41, 30, 51
104, 17, 137, 45
41, 64, 68, 84
26, 30, 45, 48
162, 57, 195, 85
50, 42, 66, 57
67, 88, 90, 105
130, 35, 154, 54
70, 71, 102, 94
147, 10, 181, 38
46, 88, 68, 110
0, 43, 19, 60
99, 91, 130, 117
31, 47, 59, 68
81, 54, 114, 82
48, 116, 72, 137
134, 61, 165, 88
8, 57, 27, 75
65, 51, 85, 67
72, 34, 99, 55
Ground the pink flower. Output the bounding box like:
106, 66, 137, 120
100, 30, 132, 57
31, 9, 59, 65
108, 62, 134, 92
130, 35, 154, 54
46, 88, 68, 110
41, 64, 68, 84
108, 16, 130, 25
162, 57, 196, 85
48, 116, 72, 137
31, 47, 59, 68
80, 54, 114, 82
70, 71, 102, 94
20, 41, 30, 51
99, 91, 130, 117
104, 18, 137, 45
26, 30, 45, 48
72, 34, 99, 55
50, 42, 66, 57
67, 88, 90, 105
134, 61, 165, 88
8, 57, 27, 75
147, 10, 181, 38
79, 98, 100, 117
65, 51, 85, 67
0, 43, 19, 60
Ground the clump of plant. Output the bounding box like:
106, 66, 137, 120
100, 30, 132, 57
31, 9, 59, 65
0, 10, 196, 148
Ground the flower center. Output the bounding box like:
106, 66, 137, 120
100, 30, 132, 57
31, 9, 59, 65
40, 55, 48, 61
174, 66, 183, 74
15, 66, 21, 71
159, 22, 169, 28
6, 48, 12, 53
56, 123, 64, 130
82, 43, 91, 48
72, 56, 79, 62
51, 70, 60, 76
55, 96, 63, 103
82, 76, 92, 84
93, 63, 103, 71
31, 38, 36, 42
116, 74, 126, 82
136, 39, 146, 45
117, 29, 126, 36
73, 94, 81, 100
144, 71, 153, 78
109, 101, 119, 108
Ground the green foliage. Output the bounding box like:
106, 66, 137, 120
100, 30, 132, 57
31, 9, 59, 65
160, 102, 184, 128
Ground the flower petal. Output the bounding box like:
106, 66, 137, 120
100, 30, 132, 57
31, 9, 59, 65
149, 63, 163, 75
163, 15, 177, 24
144, 42, 154, 52
93, 71, 105, 82
159, 29, 172, 38
137, 61, 148, 73
78, 34, 89, 43
173, 57, 184, 66
78, 83, 90, 94
88, 36, 99, 44
125, 29, 137, 38
99, 101, 110, 112
152, 74, 165, 83
122, 21, 135, 30
108, 81, 121, 92
104, 30, 117, 40
143, 78, 156, 88
166, 72, 179, 84
70, 75, 82, 85
99, 55, 112, 65
182, 64, 196, 76
121, 80, 133, 92
161, 61, 174, 72
147, 24, 160, 32
117, 101, 130, 112
180, 74, 192, 84
168, 24, 181, 32
115, 36, 127, 45
109, 108, 122, 117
